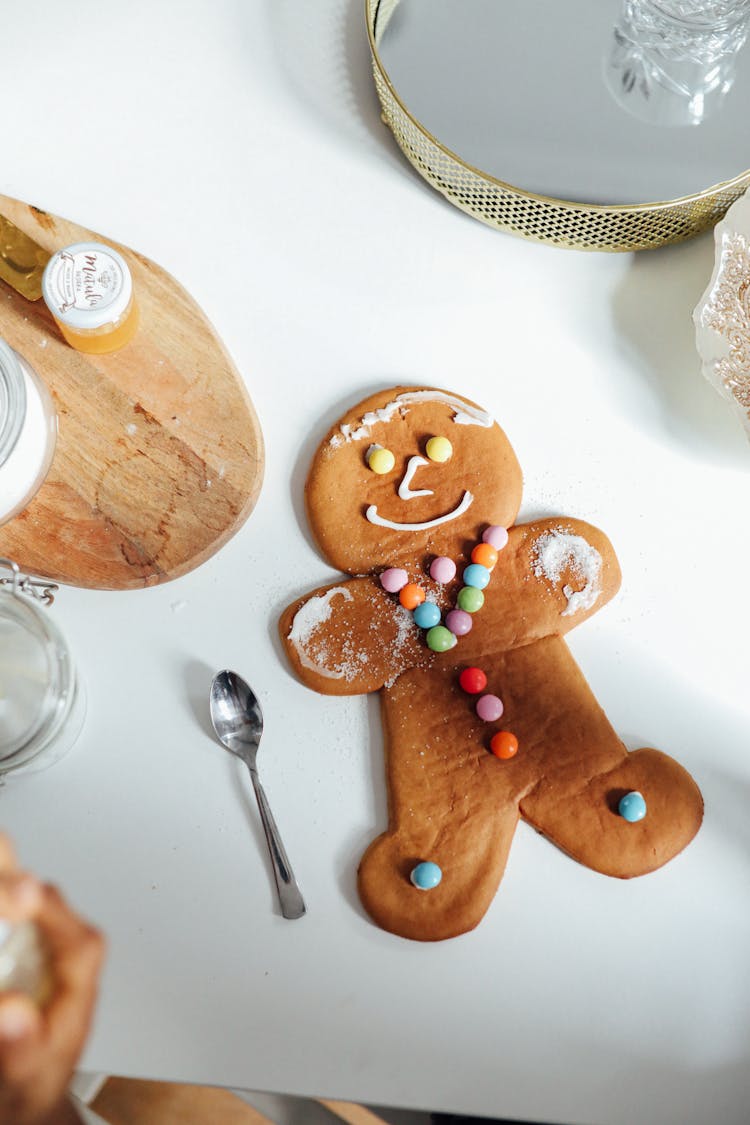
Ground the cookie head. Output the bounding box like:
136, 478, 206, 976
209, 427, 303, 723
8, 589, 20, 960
305, 387, 523, 573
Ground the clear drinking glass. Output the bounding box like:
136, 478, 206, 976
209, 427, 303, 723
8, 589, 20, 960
604, 0, 750, 126
0, 560, 85, 777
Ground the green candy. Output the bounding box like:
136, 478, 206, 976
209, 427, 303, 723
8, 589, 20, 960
426, 625, 457, 653
457, 586, 485, 613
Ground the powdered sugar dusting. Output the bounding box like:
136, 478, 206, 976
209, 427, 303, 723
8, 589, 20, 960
532, 529, 602, 617
288, 587, 354, 679
384, 605, 418, 688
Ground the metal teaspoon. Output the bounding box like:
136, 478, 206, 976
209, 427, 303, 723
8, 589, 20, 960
209, 670, 306, 920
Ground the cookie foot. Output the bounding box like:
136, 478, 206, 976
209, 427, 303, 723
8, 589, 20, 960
357, 810, 519, 942
520, 747, 703, 878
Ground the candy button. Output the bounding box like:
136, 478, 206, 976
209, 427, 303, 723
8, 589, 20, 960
445, 608, 472, 636
457, 586, 484, 613
476, 694, 504, 722
463, 563, 490, 590
490, 731, 518, 759
472, 543, 498, 570
430, 556, 457, 584
459, 666, 487, 694
380, 567, 408, 593
368, 446, 395, 474
399, 583, 425, 610
482, 525, 509, 551
426, 625, 457, 653
413, 601, 441, 629
618, 791, 647, 823
410, 861, 442, 890
425, 436, 452, 463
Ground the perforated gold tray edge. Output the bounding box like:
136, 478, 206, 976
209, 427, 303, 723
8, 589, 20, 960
366, 0, 750, 252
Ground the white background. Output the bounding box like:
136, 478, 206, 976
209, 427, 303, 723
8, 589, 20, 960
1, 3, 750, 1124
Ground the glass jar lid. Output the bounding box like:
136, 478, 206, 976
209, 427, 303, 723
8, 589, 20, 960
0, 339, 26, 471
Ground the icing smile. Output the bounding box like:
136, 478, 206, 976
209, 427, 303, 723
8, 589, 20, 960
366, 490, 474, 531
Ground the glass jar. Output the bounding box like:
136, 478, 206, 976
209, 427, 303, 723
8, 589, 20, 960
41, 241, 139, 355
0, 561, 85, 777
605, 0, 750, 126
0, 340, 57, 526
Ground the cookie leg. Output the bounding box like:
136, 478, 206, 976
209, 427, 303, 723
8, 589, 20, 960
358, 670, 521, 942
358, 804, 519, 942
521, 748, 703, 877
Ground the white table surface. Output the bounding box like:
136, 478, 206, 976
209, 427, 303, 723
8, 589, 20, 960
2, 4, 750, 1124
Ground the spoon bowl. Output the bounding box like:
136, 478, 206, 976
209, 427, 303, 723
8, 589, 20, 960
210, 670, 263, 765
210, 670, 306, 920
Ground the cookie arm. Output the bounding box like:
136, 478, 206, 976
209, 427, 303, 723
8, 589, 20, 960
480, 518, 622, 650
279, 577, 426, 697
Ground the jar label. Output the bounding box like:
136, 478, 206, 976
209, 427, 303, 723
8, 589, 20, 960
42, 242, 132, 329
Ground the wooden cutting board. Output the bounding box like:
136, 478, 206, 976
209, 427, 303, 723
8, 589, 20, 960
0, 195, 264, 590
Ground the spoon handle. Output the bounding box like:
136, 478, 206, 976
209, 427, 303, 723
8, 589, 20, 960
248, 768, 306, 920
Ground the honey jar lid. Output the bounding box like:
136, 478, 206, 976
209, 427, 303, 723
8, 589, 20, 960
41, 241, 133, 330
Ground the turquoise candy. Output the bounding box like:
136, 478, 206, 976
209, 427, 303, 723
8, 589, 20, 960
410, 861, 443, 890
457, 586, 485, 613
463, 563, 490, 589
426, 625, 457, 652
413, 601, 441, 630
618, 791, 647, 822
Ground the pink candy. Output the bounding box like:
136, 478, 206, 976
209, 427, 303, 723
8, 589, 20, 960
380, 567, 408, 593
476, 693, 504, 722
482, 525, 509, 551
445, 609, 472, 636
429, 556, 457, 584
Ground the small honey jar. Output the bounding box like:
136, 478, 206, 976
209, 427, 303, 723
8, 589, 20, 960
41, 240, 139, 354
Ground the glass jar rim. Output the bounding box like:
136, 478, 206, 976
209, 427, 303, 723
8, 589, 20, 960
0, 340, 27, 471
648, 0, 750, 32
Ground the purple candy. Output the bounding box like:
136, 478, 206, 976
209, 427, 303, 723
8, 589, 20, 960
380, 567, 408, 593
476, 693, 504, 722
482, 525, 509, 551
445, 608, 472, 636
429, 556, 457, 584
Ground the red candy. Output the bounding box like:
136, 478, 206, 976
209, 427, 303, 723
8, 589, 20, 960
459, 666, 487, 694
490, 731, 519, 760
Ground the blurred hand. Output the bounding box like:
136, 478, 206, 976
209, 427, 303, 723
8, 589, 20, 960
0, 835, 105, 1125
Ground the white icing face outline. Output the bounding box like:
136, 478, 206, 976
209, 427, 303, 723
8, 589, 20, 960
398, 455, 432, 500
366, 436, 472, 528
366, 490, 474, 532
367, 433, 472, 532
332, 391, 494, 535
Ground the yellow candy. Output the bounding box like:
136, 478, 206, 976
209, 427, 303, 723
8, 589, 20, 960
426, 435, 452, 463
368, 446, 395, 474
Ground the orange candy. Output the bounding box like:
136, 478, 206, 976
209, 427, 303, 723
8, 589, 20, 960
399, 583, 426, 610
490, 731, 519, 760
471, 543, 498, 570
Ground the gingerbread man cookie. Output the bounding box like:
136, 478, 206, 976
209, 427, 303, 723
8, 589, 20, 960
279, 387, 703, 941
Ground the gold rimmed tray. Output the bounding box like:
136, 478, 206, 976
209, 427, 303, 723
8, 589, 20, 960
366, 0, 750, 252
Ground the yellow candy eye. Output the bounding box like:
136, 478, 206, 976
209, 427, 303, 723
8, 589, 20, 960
367, 445, 396, 474
426, 435, 452, 463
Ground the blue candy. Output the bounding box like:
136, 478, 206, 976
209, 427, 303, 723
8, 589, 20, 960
618, 791, 647, 823
462, 563, 490, 590
413, 600, 441, 629
410, 861, 443, 890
